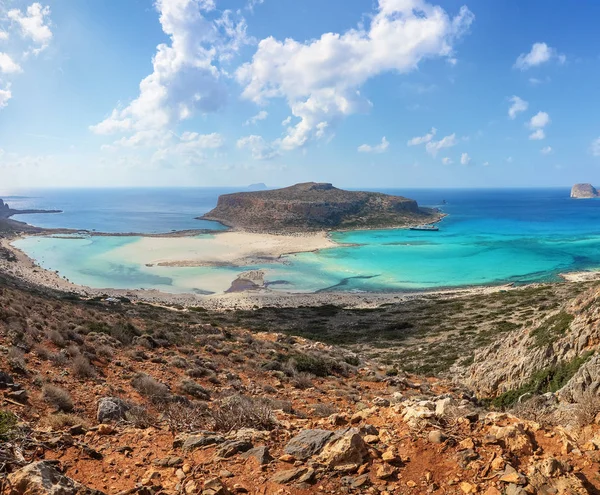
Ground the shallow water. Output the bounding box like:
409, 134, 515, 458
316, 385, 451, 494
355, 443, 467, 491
10, 187, 600, 294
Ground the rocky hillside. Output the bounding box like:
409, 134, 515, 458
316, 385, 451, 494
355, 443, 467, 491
201, 182, 442, 232
3, 275, 600, 493
571, 183, 599, 198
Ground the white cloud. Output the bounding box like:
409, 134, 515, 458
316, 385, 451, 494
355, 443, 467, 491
483, 161, 489, 166
514, 42, 564, 71
506, 156, 513, 163
246, 0, 264, 11
0, 31, 8, 41
0, 86, 12, 108
91, 0, 251, 149
460, 152, 471, 165
237, 0, 474, 151
7, 3, 53, 55
425, 133, 457, 156
358, 136, 389, 153
541, 146, 553, 155
0, 53, 22, 74
237, 135, 280, 160
529, 129, 545, 140
529, 111, 550, 129
591, 137, 600, 157
508, 95, 527, 119
281, 116, 292, 126
408, 128, 437, 146
441, 157, 452, 165
244, 110, 268, 126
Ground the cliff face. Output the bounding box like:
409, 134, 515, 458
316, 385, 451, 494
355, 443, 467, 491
202, 182, 440, 232
571, 183, 599, 198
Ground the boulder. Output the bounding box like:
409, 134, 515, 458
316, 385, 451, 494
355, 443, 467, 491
283, 429, 333, 460
6, 461, 106, 495
215, 440, 253, 459
181, 433, 226, 452
240, 446, 273, 465
489, 423, 534, 455
271, 467, 311, 484
96, 397, 129, 423
317, 428, 369, 472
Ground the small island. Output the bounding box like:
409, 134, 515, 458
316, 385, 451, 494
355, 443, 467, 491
201, 182, 442, 232
571, 183, 599, 199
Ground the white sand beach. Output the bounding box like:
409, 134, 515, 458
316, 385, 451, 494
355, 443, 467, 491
110, 231, 338, 267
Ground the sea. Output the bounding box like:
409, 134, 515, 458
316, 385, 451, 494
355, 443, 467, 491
4, 187, 600, 295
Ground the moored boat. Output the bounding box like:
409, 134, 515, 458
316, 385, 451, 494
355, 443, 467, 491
410, 225, 439, 231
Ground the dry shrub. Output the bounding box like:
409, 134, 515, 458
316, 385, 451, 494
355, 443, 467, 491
179, 380, 210, 400
48, 330, 66, 348
131, 373, 170, 403
7, 347, 27, 373
291, 372, 314, 390
510, 395, 557, 427
573, 391, 600, 429
72, 355, 96, 379
124, 404, 156, 429
159, 401, 209, 433
42, 385, 74, 412
40, 413, 89, 430
312, 403, 338, 418
210, 394, 276, 432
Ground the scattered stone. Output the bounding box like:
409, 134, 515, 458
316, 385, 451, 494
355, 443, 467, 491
373, 397, 390, 407
349, 474, 370, 488
153, 456, 183, 468
271, 467, 310, 484
181, 433, 226, 451
215, 440, 253, 459
376, 463, 396, 479
283, 429, 334, 460
318, 428, 369, 472
97, 397, 130, 423
6, 461, 106, 495
363, 434, 380, 444
489, 424, 534, 455
203, 478, 230, 495
6, 389, 28, 403
241, 446, 273, 465
460, 481, 476, 493
428, 430, 447, 444
499, 466, 527, 485
97, 424, 115, 436
459, 438, 475, 450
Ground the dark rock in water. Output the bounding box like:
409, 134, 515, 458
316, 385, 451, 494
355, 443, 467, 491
571, 183, 599, 198
201, 182, 441, 232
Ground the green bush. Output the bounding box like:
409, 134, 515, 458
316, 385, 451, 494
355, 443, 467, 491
491, 351, 593, 409
530, 311, 574, 348
0, 410, 18, 440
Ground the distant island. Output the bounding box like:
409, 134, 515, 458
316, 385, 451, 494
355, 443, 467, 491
246, 183, 268, 191
201, 182, 443, 232
571, 183, 599, 199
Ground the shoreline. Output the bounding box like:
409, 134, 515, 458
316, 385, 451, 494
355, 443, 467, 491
3, 235, 599, 311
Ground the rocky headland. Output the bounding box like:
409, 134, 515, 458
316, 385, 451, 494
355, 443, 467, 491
0, 198, 62, 234
201, 182, 442, 232
570, 183, 599, 198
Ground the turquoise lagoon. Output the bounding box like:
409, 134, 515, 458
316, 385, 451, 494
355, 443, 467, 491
9, 188, 600, 294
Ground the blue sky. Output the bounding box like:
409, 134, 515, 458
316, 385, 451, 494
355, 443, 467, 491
2, 0, 600, 188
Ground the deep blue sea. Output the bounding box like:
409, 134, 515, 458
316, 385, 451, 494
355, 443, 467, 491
5, 187, 600, 294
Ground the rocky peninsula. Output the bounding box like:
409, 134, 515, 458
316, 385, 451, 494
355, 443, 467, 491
201, 182, 442, 232
571, 183, 599, 198
0, 198, 62, 233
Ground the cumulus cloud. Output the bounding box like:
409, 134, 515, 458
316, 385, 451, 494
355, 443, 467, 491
425, 133, 457, 156
529, 111, 550, 129
237, 0, 474, 151
91, 0, 251, 149
441, 157, 452, 165
529, 129, 545, 140
281, 116, 292, 126
0, 53, 22, 74
0, 86, 12, 108
358, 136, 389, 153
237, 135, 280, 160
408, 128, 437, 146
7, 3, 53, 55
527, 111, 550, 140
244, 110, 268, 126
514, 42, 565, 71
541, 146, 553, 155
460, 152, 471, 165
508, 96, 527, 119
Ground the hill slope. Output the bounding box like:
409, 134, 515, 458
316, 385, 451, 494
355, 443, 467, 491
201, 182, 442, 232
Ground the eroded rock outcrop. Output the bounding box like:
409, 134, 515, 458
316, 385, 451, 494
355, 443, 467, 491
571, 183, 599, 198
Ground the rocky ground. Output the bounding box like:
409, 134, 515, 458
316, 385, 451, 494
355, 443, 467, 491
2, 273, 600, 494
